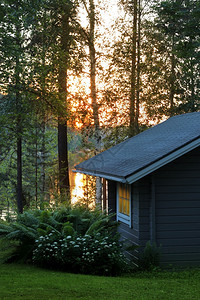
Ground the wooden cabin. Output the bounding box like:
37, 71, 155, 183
75, 112, 200, 267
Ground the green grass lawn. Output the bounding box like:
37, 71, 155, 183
1, 264, 200, 299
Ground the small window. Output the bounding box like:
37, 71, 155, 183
117, 183, 131, 227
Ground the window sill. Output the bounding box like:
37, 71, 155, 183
117, 213, 131, 227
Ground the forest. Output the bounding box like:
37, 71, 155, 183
0, 0, 199, 215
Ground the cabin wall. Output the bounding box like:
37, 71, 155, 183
137, 177, 151, 247
129, 145, 200, 267
108, 146, 200, 267
153, 146, 200, 267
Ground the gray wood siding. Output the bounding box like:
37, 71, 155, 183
138, 177, 151, 247
108, 146, 200, 267
154, 146, 200, 266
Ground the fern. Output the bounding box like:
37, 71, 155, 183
17, 211, 39, 228
0, 223, 13, 235
86, 212, 117, 236
86, 219, 106, 235
0, 205, 120, 264
38, 222, 62, 236
5, 223, 37, 241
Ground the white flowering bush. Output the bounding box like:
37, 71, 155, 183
33, 231, 127, 275
0, 205, 128, 274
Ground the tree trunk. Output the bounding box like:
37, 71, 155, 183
86, 0, 101, 207
190, 58, 195, 111
16, 86, 23, 213
89, 0, 100, 148
189, 36, 195, 112
17, 133, 23, 213
35, 125, 38, 208
169, 34, 175, 116
58, 119, 70, 197
135, 0, 141, 134
16, 19, 23, 214
130, 0, 137, 137
57, 10, 70, 199
41, 117, 46, 199
40, 9, 47, 204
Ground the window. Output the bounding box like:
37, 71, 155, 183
117, 183, 131, 227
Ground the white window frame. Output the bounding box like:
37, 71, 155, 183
117, 183, 131, 227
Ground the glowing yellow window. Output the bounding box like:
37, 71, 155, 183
118, 183, 130, 217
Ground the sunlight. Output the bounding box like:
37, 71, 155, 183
70, 172, 96, 209
71, 172, 85, 204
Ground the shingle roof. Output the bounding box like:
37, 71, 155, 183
75, 112, 200, 183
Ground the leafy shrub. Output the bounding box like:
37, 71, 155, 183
33, 232, 127, 276
138, 241, 161, 271
51, 205, 117, 237
0, 205, 127, 275
0, 238, 19, 263
0, 217, 38, 262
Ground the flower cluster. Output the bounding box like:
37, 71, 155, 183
32, 232, 127, 275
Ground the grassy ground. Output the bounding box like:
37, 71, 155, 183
1, 264, 200, 300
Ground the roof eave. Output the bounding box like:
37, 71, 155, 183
73, 136, 200, 185
126, 136, 200, 184
73, 168, 126, 183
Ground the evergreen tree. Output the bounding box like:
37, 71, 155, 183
0, 0, 38, 213
153, 0, 200, 114
119, 0, 142, 136
29, 0, 80, 199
